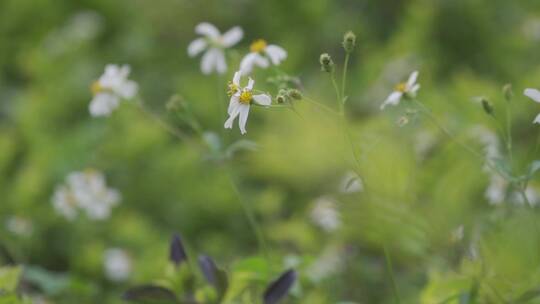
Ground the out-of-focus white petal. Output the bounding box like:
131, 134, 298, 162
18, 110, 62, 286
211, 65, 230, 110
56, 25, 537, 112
407, 71, 419, 88
221, 26, 243, 47
525, 88, 540, 103
195, 22, 220, 39
117, 80, 138, 99
410, 84, 420, 94
265, 45, 287, 65
224, 101, 241, 129
380, 91, 403, 110
238, 104, 250, 134
188, 38, 207, 57
247, 78, 255, 90
214, 50, 227, 74
228, 96, 240, 115
89, 93, 120, 117
201, 48, 219, 75
534, 113, 540, 124
240, 53, 258, 75
253, 94, 271, 106
232, 71, 241, 86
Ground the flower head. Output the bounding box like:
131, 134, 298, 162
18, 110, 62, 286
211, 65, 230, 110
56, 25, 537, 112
90, 64, 138, 117
104, 248, 132, 282
188, 22, 243, 75
380, 71, 420, 110
239, 39, 287, 75
524, 88, 540, 124
224, 71, 271, 134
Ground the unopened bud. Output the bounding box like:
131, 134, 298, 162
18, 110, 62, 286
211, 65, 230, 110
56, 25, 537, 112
319, 53, 334, 73
287, 89, 303, 100
481, 98, 494, 115
342, 31, 356, 53
503, 84, 513, 102
276, 95, 287, 104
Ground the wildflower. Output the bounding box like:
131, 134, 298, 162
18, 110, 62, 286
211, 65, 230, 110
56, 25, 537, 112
485, 174, 507, 205
524, 88, 540, 123
342, 31, 356, 53
380, 71, 420, 110
239, 39, 287, 75
188, 22, 243, 75
310, 197, 341, 232
51, 169, 121, 221
319, 53, 334, 73
224, 71, 271, 134
89, 64, 138, 117
104, 248, 132, 282
263, 269, 297, 304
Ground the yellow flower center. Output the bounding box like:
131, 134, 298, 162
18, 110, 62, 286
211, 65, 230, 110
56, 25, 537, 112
239, 89, 253, 104
250, 39, 267, 53
91, 81, 103, 95
227, 82, 239, 97
395, 82, 407, 93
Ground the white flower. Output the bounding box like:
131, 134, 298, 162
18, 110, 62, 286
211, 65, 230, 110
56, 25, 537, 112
104, 248, 132, 282
380, 71, 420, 110
524, 88, 540, 124
239, 39, 287, 75
339, 171, 364, 193
224, 71, 271, 134
310, 197, 341, 232
188, 22, 243, 75
51, 169, 121, 221
5, 216, 33, 237
485, 174, 507, 205
90, 64, 138, 117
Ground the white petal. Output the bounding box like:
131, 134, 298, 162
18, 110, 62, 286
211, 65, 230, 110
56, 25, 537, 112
89, 93, 120, 117
232, 71, 241, 86
117, 80, 138, 99
525, 88, 540, 103
238, 104, 250, 134
195, 22, 220, 39
253, 94, 271, 106
228, 95, 240, 115
380, 91, 403, 110
407, 71, 419, 88
253, 53, 270, 69
224, 101, 241, 129
247, 78, 255, 90
201, 48, 219, 75
534, 113, 540, 124
239, 53, 258, 75
221, 26, 243, 47
188, 38, 207, 57
265, 45, 287, 65
410, 84, 420, 94
214, 50, 227, 74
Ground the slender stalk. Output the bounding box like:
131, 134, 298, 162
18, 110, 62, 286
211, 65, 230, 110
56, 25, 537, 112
303, 96, 339, 115
506, 101, 513, 168
383, 245, 401, 304
341, 53, 350, 105
330, 72, 342, 113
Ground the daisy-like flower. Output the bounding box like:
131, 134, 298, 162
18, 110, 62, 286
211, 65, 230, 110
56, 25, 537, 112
103, 248, 132, 282
524, 88, 540, 123
239, 39, 287, 75
380, 71, 420, 110
90, 64, 138, 117
224, 71, 271, 134
188, 22, 243, 75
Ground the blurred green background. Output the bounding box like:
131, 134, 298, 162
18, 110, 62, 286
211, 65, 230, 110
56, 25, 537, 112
2, 0, 540, 303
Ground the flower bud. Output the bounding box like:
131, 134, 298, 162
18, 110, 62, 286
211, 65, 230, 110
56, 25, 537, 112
319, 53, 334, 73
503, 83, 513, 102
287, 89, 303, 101
342, 31, 356, 53
276, 94, 287, 104
481, 98, 494, 115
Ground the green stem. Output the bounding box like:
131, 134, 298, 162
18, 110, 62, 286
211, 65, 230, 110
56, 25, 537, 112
303, 96, 339, 115
383, 245, 401, 304
330, 72, 342, 114
506, 101, 513, 169
341, 53, 350, 105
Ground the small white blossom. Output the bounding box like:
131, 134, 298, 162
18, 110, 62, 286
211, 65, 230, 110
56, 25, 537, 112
5, 216, 33, 237
339, 171, 364, 193
485, 174, 507, 205
239, 39, 287, 75
310, 197, 341, 232
104, 248, 132, 282
224, 71, 271, 134
90, 64, 138, 117
380, 71, 420, 110
524, 88, 540, 124
188, 22, 243, 75
51, 169, 121, 221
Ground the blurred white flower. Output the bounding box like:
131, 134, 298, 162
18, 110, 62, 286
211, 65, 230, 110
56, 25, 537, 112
310, 197, 341, 232
51, 169, 121, 221
224, 71, 271, 134
5, 216, 33, 237
90, 64, 138, 117
485, 174, 507, 205
339, 171, 363, 193
104, 248, 132, 282
239, 39, 287, 75
188, 22, 243, 75
522, 18, 540, 41
380, 71, 420, 110
524, 88, 540, 124
307, 246, 345, 282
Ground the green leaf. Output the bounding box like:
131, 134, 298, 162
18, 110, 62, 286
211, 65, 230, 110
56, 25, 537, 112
0, 266, 22, 293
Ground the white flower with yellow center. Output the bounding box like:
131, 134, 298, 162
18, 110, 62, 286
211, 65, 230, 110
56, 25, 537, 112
524, 88, 540, 124
239, 39, 287, 75
90, 64, 138, 117
188, 22, 243, 75
380, 71, 420, 110
224, 71, 271, 134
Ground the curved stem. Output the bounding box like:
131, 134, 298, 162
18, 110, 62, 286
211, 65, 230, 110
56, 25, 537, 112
505, 101, 513, 169
341, 53, 350, 105
383, 245, 401, 304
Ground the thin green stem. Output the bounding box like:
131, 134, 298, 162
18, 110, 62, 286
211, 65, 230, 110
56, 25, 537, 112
383, 245, 401, 304
341, 53, 350, 105
506, 101, 513, 169
330, 72, 342, 114
303, 96, 339, 115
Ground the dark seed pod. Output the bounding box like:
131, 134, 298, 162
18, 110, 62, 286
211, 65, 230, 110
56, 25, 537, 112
169, 234, 187, 266
263, 269, 297, 304
198, 255, 217, 286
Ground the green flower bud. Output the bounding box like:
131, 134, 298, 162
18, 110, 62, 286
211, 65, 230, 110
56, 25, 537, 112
342, 31, 356, 53
503, 83, 513, 102
319, 53, 334, 73
481, 98, 494, 115
287, 89, 303, 101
